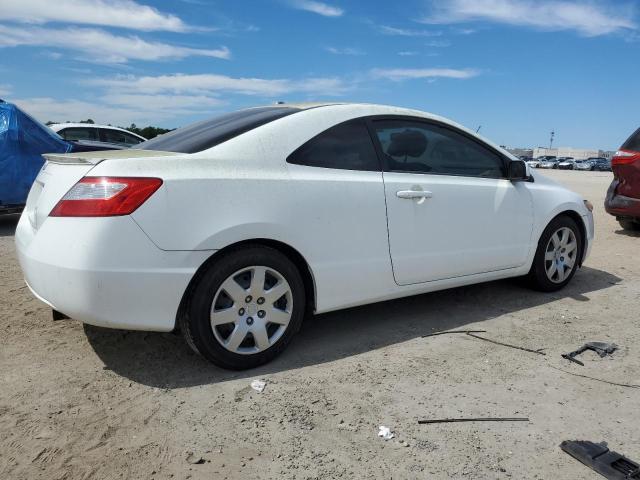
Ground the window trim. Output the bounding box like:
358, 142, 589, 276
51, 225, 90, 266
285, 118, 383, 172
363, 115, 511, 179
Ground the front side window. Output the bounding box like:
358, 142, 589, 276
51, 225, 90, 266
373, 119, 505, 178
59, 127, 97, 141
287, 120, 380, 171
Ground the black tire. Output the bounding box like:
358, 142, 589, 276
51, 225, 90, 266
180, 246, 306, 370
618, 219, 640, 231
526, 215, 582, 292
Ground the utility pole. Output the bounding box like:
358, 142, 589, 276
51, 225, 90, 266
549, 130, 555, 150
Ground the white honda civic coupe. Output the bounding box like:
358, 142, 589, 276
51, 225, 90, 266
16, 103, 594, 369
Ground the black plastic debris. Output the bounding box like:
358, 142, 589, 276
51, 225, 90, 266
561, 342, 618, 366
561, 440, 640, 479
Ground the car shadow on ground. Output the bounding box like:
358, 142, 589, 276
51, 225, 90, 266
0, 214, 20, 237
85, 265, 621, 389
614, 228, 640, 238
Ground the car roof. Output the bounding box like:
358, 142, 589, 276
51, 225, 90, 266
49, 123, 146, 140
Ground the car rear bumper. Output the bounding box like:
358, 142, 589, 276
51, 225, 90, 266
15, 214, 212, 332
604, 180, 640, 219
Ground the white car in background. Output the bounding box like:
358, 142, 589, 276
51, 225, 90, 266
49, 123, 146, 148
16, 103, 594, 369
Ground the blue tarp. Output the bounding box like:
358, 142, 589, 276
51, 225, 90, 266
0, 101, 71, 206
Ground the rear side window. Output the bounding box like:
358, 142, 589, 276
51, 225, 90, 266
622, 128, 640, 152
59, 127, 97, 141
287, 120, 380, 171
135, 107, 300, 153
100, 128, 143, 145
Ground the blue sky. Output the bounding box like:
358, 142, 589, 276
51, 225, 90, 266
0, 0, 638, 150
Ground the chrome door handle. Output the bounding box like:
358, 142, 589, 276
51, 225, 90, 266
396, 190, 433, 199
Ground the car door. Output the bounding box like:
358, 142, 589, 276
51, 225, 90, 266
370, 117, 534, 286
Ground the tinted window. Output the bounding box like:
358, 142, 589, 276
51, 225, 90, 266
100, 128, 143, 145
373, 120, 505, 178
287, 120, 380, 171
136, 107, 300, 153
622, 128, 640, 152
60, 127, 97, 141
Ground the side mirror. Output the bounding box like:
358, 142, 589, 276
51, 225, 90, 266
508, 160, 527, 181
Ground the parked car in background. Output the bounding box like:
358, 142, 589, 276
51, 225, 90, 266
0, 101, 112, 214
557, 157, 576, 169
16, 103, 594, 369
538, 156, 559, 169
575, 159, 594, 171
605, 128, 640, 230
49, 123, 146, 148
591, 158, 612, 172
526, 159, 540, 168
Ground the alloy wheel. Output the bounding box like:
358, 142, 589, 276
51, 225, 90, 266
544, 227, 578, 284
210, 266, 293, 354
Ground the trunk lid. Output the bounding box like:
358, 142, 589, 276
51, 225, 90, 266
24, 150, 176, 230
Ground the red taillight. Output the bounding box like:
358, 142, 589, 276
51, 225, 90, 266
612, 150, 640, 166
50, 177, 162, 217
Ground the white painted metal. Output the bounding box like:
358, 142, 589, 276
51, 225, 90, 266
15, 103, 594, 333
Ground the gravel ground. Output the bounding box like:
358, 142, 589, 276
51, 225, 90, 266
1, 169, 638, 480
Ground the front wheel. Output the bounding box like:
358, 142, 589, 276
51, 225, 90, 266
526, 216, 582, 292
180, 246, 306, 370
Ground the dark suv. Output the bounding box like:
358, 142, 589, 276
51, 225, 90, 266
605, 128, 640, 230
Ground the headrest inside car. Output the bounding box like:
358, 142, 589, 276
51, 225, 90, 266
387, 130, 428, 158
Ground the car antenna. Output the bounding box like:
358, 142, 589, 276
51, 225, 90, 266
476, 125, 481, 133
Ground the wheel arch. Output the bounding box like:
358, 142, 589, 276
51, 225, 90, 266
175, 238, 317, 331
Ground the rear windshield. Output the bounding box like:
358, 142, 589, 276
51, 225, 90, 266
135, 106, 300, 154
621, 128, 640, 152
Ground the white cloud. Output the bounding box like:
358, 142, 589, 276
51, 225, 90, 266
325, 46, 365, 55
378, 25, 442, 37
397, 51, 419, 56
425, 40, 452, 47
0, 25, 230, 63
103, 94, 224, 111
0, 84, 12, 97
91, 73, 349, 97
0, 0, 189, 32
14, 72, 350, 126
371, 68, 480, 81
288, 0, 344, 17
422, 0, 636, 37
14, 95, 225, 126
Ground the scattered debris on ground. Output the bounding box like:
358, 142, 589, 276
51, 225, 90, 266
423, 330, 546, 356
562, 342, 618, 366
560, 440, 640, 479
547, 365, 640, 389
418, 417, 529, 425
185, 451, 205, 465
250, 379, 267, 393
422, 330, 487, 337
377, 426, 394, 440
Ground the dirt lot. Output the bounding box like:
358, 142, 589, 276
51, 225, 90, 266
1, 169, 638, 480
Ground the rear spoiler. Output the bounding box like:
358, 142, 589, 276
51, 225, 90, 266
42, 153, 105, 165
42, 150, 178, 165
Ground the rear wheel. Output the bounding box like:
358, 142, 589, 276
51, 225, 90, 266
527, 216, 582, 292
180, 246, 305, 370
618, 219, 640, 231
